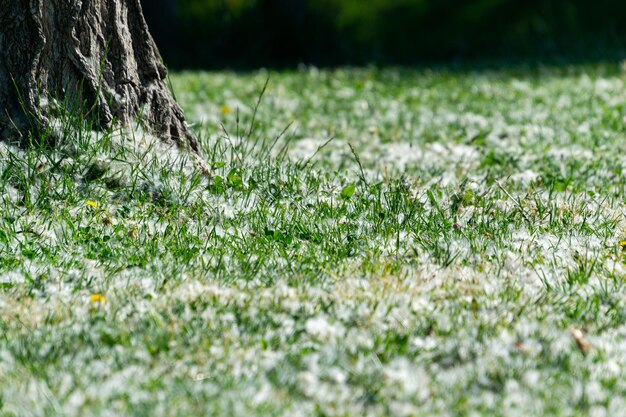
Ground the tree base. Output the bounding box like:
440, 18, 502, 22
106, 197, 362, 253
0, 0, 198, 152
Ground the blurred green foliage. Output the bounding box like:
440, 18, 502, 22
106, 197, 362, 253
147, 0, 626, 68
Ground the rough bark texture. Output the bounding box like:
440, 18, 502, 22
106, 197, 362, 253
0, 0, 198, 151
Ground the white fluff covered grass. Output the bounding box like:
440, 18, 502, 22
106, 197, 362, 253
2, 64, 626, 416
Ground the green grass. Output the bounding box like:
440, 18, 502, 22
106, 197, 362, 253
2, 63, 626, 416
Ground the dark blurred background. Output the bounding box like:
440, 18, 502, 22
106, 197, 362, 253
141, 0, 626, 69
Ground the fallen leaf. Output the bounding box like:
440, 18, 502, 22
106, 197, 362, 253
569, 327, 592, 355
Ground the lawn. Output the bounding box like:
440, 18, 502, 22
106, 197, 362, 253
2, 63, 626, 416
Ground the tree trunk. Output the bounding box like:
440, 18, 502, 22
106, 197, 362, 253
0, 0, 198, 152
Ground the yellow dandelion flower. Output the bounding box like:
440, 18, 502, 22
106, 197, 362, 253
90, 293, 106, 304
221, 105, 231, 115
620, 240, 626, 250
86, 200, 99, 209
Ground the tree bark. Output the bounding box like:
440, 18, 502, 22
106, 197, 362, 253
0, 0, 198, 152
